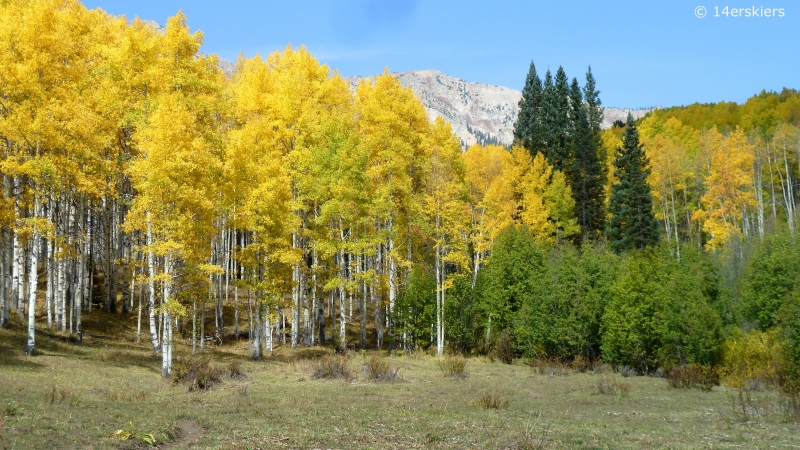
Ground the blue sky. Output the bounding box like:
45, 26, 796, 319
81, 0, 798, 108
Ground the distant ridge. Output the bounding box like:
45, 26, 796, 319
349, 70, 658, 149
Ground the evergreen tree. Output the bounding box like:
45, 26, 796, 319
541, 67, 571, 173
513, 62, 544, 153
583, 66, 606, 177
606, 114, 660, 252
569, 79, 606, 241
583, 66, 603, 140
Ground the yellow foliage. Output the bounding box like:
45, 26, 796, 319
720, 329, 783, 389
695, 127, 756, 250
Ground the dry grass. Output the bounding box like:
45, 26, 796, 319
475, 393, 509, 409
363, 355, 401, 381
438, 354, 468, 379
664, 364, 720, 391
594, 377, 631, 396
311, 354, 354, 380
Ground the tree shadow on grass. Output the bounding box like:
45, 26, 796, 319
0, 327, 46, 370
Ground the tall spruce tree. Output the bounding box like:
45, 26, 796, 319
513, 62, 544, 153
606, 114, 660, 252
540, 67, 571, 173
569, 78, 606, 241
582, 66, 606, 176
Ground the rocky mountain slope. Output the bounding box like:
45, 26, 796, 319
349, 70, 656, 148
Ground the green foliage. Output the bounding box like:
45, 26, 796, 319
396, 265, 436, 351
475, 226, 543, 347
513, 61, 544, 152
648, 88, 800, 134
741, 229, 800, 330
443, 273, 476, 354
600, 246, 723, 373
606, 114, 661, 253
515, 242, 617, 359
569, 79, 606, 242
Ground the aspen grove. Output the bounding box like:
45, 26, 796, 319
3, 1, 800, 381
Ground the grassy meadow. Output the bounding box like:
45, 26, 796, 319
0, 312, 798, 449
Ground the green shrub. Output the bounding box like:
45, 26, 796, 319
601, 246, 723, 373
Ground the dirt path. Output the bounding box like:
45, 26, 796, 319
160, 419, 206, 449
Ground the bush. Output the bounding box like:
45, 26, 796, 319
492, 329, 515, 364
227, 360, 246, 379
475, 394, 509, 409
601, 247, 723, 373
594, 378, 630, 396
363, 356, 400, 382
311, 355, 353, 380
618, 365, 636, 377
171, 356, 224, 391
438, 355, 467, 379
720, 329, 783, 390
664, 364, 719, 391
529, 358, 572, 377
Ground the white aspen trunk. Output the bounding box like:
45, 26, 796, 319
767, 145, 778, 223
251, 300, 261, 360
782, 141, 795, 233
266, 304, 273, 354
338, 224, 346, 352
192, 301, 196, 354
0, 175, 9, 328
146, 213, 160, 353
162, 311, 172, 377
84, 210, 92, 312
291, 233, 299, 348
435, 214, 443, 357
201, 287, 207, 354
12, 227, 20, 315
136, 264, 143, 344
67, 197, 75, 337
309, 247, 317, 346
387, 218, 396, 350
162, 254, 173, 377
75, 199, 86, 343
0, 222, 7, 329
45, 233, 53, 328
103, 197, 112, 313
359, 253, 366, 349
754, 149, 765, 239
440, 258, 446, 357
25, 197, 41, 355
247, 288, 253, 356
